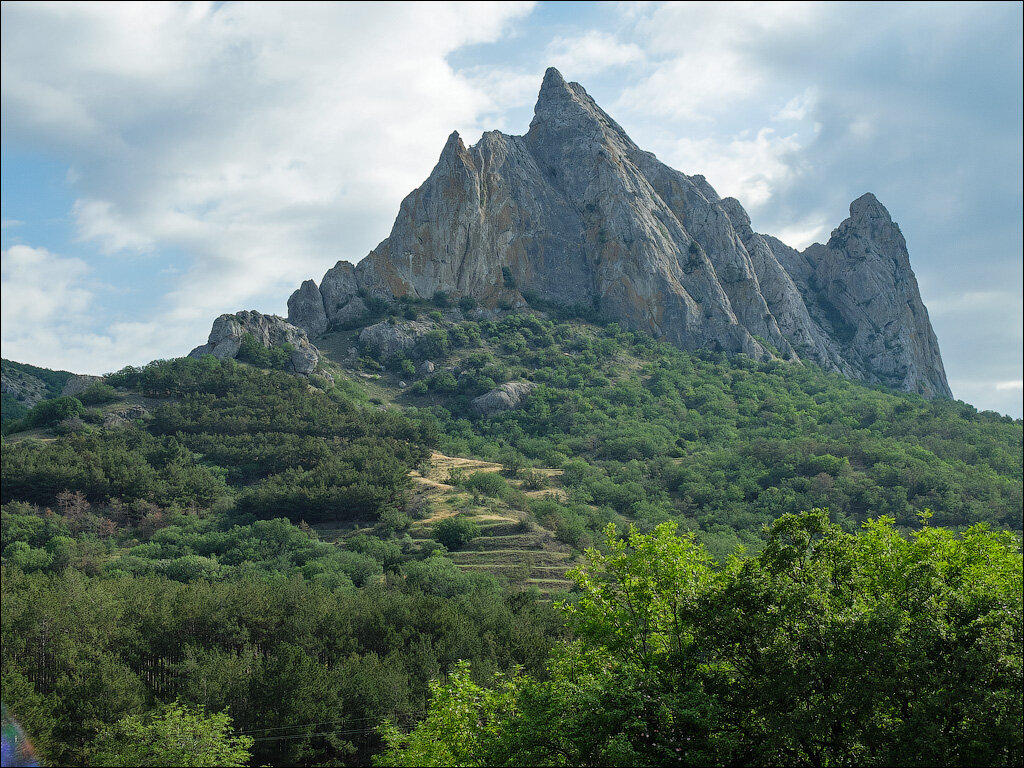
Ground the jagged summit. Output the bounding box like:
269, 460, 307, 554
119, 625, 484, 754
273, 69, 949, 398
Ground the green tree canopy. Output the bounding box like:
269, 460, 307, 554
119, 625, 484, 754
87, 701, 253, 767
380, 511, 1024, 766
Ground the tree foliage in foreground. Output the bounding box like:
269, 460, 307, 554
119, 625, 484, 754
378, 511, 1023, 767
87, 701, 253, 767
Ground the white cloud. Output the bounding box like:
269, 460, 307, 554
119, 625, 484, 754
546, 31, 644, 77
73, 199, 155, 254
772, 219, 829, 250
661, 128, 804, 209
0, 243, 214, 374
1, 245, 93, 327
0, 245, 114, 371
1, 1, 536, 357
995, 380, 1023, 392
616, 2, 823, 121
774, 88, 818, 122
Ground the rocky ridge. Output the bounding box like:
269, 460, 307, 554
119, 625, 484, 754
274, 68, 948, 398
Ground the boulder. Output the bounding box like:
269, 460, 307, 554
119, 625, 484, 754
471, 381, 537, 417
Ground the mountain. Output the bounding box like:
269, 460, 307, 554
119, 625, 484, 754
281, 67, 949, 399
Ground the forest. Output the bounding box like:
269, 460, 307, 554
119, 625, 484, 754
1, 306, 1021, 766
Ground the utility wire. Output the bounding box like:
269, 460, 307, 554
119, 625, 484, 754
234, 712, 421, 737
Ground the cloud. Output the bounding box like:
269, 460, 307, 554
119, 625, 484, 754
1, 245, 92, 327
0, 242, 217, 374
662, 128, 805, 209
546, 31, 644, 77
1, 1, 536, 352
0, 245, 110, 371
616, 2, 823, 121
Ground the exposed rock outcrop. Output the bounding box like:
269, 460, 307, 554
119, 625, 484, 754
189, 310, 321, 375
769, 194, 951, 397
61, 375, 104, 397
1, 369, 50, 409
280, 68, 949, 397
358, 320, 432, 360
471, 381, 537, 417
103, 405, 149, 428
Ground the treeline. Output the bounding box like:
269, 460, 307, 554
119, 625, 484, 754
380, 512, 1024, 767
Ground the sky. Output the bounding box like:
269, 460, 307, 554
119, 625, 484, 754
1, 1, 1021, 417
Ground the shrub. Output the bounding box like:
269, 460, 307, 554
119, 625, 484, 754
464, 471, 508, 497
26, 396, 85, 428
520, 470, 549, 491
432, 515, 481, 550
78, 382, 118, 405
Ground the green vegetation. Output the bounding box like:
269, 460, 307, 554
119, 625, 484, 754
1, 359, 75, 426
2, 308, 1020, 766
432, 515, 481, 550
87, 701, 253, 767
384, 312, 1020, 555
379, 512, 1023, 767
236, 332, 295, 370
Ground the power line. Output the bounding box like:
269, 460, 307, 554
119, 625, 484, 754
238, 712, 425, 737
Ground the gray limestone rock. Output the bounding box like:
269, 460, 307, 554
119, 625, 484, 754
103, 405, 149, 428
1, 369, 50, 409
471, 381, 538, 417
358, 320, 432, 360
772, 194, 951, 398
189, 310, 321, 375
273, 67, 949, 398
287, 279, 329, 338
61, 375, 104, 397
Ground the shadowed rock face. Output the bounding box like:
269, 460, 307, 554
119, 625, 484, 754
286, 68, 950, 398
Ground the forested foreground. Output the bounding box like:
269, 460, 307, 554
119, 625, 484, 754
381, 512, 1023, 767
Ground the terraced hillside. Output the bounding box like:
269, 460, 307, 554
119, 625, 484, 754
407, 453, 576, 599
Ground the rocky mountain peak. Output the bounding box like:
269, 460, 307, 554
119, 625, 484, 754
849, 191, 891, 222
528, 67, 637, 155
271, 69, 950, 399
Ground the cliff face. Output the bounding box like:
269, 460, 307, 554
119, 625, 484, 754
286, 68, 950, 398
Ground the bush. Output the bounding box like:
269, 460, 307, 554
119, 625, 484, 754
464, 471, 508, 497
432, 515, 481, 550
459, 295, 477, 312
26, 396, 85, 428
78, 382, 118, 405
520, 470, 549, 491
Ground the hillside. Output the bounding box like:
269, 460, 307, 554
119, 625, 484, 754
1, 304, 1021, 765
1, 68, 1019, 768
309, 303, 1020, 555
